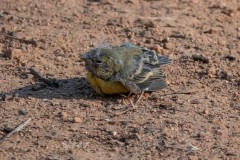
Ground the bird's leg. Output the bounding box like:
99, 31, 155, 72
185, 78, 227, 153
120, 92, 135, 108
135, 91, 144, 105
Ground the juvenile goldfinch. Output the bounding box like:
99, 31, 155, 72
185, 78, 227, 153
80, 42, 172, 95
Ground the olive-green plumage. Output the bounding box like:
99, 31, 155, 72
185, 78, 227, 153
80, 42, 172, 95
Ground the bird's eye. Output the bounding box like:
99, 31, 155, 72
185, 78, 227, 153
95, 60, 102, 64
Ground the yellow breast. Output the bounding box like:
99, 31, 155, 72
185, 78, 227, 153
86, 73, 130, 95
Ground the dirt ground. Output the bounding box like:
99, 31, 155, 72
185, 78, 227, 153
0, 0, 239, 159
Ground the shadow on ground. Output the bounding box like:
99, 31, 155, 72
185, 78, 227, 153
0, 77, 99, 100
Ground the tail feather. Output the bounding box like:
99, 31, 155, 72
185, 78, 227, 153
158, 56, 172, 65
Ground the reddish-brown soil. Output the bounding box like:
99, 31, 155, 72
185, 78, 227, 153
0, 0, 239, 159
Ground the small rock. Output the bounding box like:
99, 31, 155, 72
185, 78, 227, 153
3, 48, 23, 59
3, 127, 13, 133
144, 38, 153, 44
218, 39, 227, 45
151, 44, 162, 53
192, 54, 210, 63
19, 73, 28, 79
125, 0, 139, 5
73, 117, 82, 123
217, 70, 230, 80
231, 104, 240, 110
204, 28, 219, 34
170, 31, 186, 39
149, 93, 158, 100
198, 69, 207, 78
162, 37, 170, 43
190, 99, 199, 104
202, 109, 209, 114
179, 54, 190, 63
59, 112, 68, 119
145, 20, 157, 29
18, 109, 27, 115
222, 8, 234, 17
106, 19, 116, 26
225, 55, 236, 61
237, 32, 240, 40
235, 79, 240, 86
163, 42, 174, 50
207, 66, 216, 77
1, 94, 14, 101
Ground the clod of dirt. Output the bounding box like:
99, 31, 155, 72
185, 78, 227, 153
202, 109, 209, 115
207, 66, 216, 77
126, 0, 140, 5
221, 7, 234, 17
237, 32, 240, 40
231, 104, 240, 110
225, 55, 236, 61
145, 20, 157, 29
198, 69, 207, 78
163, 42, 174, 50
150, 44, 162, 54
73, 117, 82, 123
235, 79, 240, 86
204, 28, 220, 34
189, 99, 199, 104
148, 93, 158, 100
192, 54, 210, 63
144, 38, 153, 44
59, 112, 68, 119
217, 70, 231, 80
179, 54, 190, 63
3, 48, 23, 59
1, 94, 14, 101
18, 109, 27, 115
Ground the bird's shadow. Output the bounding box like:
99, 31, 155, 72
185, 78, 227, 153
1, 77, 101, 101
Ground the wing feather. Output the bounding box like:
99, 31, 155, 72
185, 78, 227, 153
118, 42, 171, 92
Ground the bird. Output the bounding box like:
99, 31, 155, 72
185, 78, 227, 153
80, 42, 172, 95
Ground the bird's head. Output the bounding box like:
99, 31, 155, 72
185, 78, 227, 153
80, 48, 121, 80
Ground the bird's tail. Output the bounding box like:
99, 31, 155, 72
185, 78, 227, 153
158, 56, 173, 65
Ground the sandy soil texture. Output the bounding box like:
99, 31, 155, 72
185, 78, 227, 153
0, 0, 240, 159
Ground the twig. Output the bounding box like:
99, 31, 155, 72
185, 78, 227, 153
113, 92, 146, 116
29, 67, 59, 87
160, 91, 195, 96
113, 96, 135, 116
135, 91, 144, 105
0, 118, 31, 145
5, 35, 37, 46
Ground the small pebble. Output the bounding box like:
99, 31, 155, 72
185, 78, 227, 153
1, 94, 14, 101
60, 112, 68, 119
73, 117, 82, 123
18, 109, 27, 115
148, 93, 158, 100
232, 104, 240, 110
163, 42, 174, 50
218, 70, 230, 80
3, 48, 23, 59
192, 54, 210, 63
202, 109, 209, 114
225, 55, 236, 61
207, 66, 216, 77
190, 99, 199, 104
145, 20, 157, 29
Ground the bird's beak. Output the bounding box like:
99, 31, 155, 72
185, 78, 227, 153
80, 53, 89, 61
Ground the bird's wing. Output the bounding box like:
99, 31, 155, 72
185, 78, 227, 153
128, 46, 171, 92
119, 78, 142, 94
116, 43, 172, 93
133, 67, 167, 91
